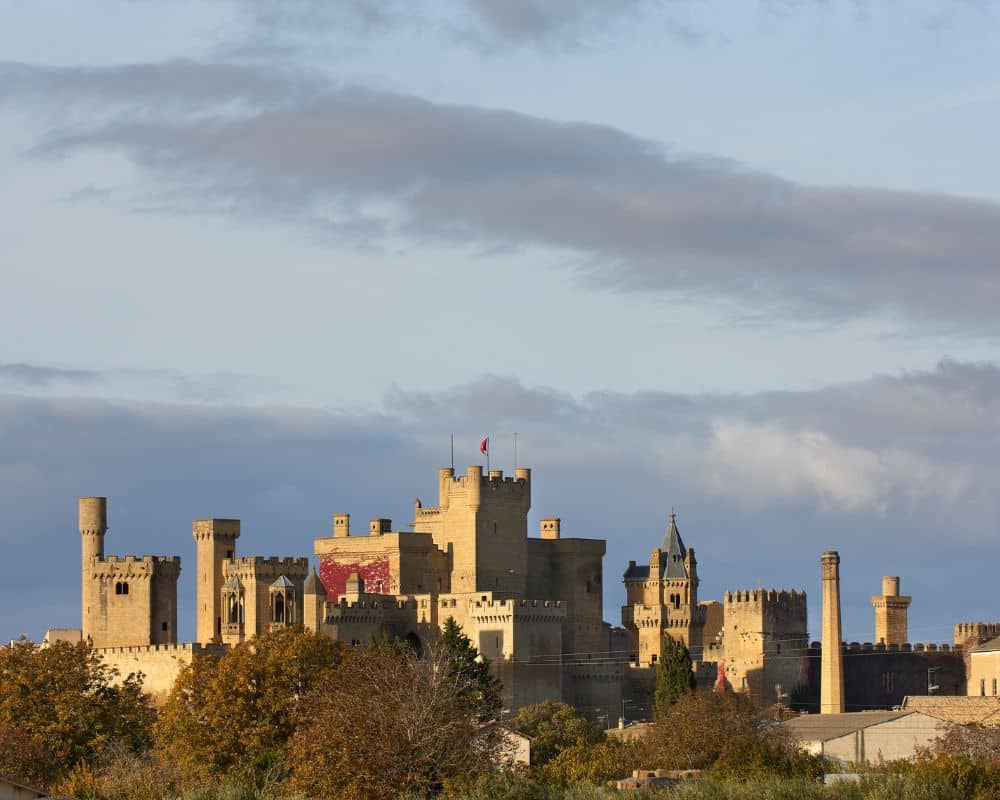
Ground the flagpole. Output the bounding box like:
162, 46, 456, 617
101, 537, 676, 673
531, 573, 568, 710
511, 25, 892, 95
513, 432, 518, 472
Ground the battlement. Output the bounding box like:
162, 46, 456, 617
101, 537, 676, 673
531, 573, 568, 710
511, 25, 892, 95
469, 598, 564, 610
90, 555, 181, 579
96, 642, 226, 657
192, 518, 241, 541
807, 641, 956, 654
724, 588, 806, 606
226, 556, 309, 576
571, 662, 625, 680
955, 622, 1000, 647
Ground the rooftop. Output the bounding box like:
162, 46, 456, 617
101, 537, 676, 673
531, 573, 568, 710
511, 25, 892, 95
782, 711, 914, 741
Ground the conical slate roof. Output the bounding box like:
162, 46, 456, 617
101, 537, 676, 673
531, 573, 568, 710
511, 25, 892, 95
660, 513, 687, 579
271, 575, 295, 589
303, 568, 324, 595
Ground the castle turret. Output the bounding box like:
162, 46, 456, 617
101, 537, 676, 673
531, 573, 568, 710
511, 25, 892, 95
820, 551, 845, 714
303, 568, 326, 632
872, 576, 911, 646
412, 464, 531, 596
193, 518, 240, 645
80, 497, 107, 638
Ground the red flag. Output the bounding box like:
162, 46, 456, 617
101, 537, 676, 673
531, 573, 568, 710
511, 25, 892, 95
480, 437, 489, 455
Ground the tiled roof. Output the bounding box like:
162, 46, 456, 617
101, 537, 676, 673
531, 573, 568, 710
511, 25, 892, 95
972, 635, 1000, 653
661, 513, 687, 579
902, 696, 1000, 726
624, 564, 651, 580
303, 568, 324, 595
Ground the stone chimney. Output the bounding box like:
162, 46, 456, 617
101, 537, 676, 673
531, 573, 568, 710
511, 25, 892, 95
820, 551, 845, 714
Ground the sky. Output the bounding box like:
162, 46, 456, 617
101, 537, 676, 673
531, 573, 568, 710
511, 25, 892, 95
2, 0, 1000, 646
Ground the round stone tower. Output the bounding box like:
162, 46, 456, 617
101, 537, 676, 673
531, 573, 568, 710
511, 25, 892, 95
79, 497, 107, 634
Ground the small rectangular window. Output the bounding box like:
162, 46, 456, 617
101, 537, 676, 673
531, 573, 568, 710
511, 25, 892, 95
981, 679, 987, 696
993, 679, 998, 697
161, 621, 168, 631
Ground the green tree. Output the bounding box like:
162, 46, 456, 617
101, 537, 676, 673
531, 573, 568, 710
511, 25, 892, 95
438, 617, 503, 719
653, 633, 696, 716
510, 701, 603, 767
155, 626, 343, 779
0, 638, 154, 786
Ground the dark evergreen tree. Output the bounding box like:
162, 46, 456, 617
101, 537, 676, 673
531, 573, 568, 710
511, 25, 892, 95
437, 617, 503, 719
654, 633, 696, 717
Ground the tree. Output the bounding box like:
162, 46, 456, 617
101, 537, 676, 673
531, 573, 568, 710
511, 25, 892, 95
539, 739, 643, 786
653, 633, 696, 716
510, 701, 603, 767
438, 616, 503, 720
155, 626, 343, 779
0, 638, 154, 786
644, 690, 763, 770
708, 732, 828, 783
286, 641, 502, 800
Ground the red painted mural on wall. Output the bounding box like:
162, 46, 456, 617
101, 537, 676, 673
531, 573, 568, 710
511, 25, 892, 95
319, 555, 392, 602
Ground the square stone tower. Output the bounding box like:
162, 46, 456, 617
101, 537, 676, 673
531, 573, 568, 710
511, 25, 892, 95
193, 518, 240, 645
80, 497, 181, 648
411, 466, 531, 596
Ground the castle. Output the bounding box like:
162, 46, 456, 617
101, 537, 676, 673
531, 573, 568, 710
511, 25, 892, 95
65, 463, 991, 714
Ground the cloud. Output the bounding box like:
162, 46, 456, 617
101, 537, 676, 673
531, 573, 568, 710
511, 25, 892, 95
3, 357, 999, 643
233, 0, 699, 52
702, 421, 956, 515
6, 60, 1000, 330
0, 363, 104, 389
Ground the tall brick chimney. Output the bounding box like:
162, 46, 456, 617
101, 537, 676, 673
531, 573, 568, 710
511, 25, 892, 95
820, 551, 845, 714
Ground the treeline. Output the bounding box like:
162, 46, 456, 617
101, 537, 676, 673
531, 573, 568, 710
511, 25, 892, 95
3, 623, 1000, 800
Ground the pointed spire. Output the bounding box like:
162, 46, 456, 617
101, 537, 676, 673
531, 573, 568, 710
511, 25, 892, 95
304, 567, 323, 595
660, 512, 688, 579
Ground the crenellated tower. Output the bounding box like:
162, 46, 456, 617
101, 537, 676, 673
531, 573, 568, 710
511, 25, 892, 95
412, 465, 531, 596
80, 497, 181, 648
193, 518, 240, 645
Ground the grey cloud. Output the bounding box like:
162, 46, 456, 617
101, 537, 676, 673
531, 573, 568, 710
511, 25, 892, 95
233, 0, 698, 51
4, 358, 1000, 645
8, 60, 1000, 329
0, 361, 277, 405
0, 362, 104, 389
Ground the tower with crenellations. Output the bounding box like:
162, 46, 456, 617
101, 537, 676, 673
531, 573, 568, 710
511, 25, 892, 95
80, 497, 181, 648
311, 463, 608, 711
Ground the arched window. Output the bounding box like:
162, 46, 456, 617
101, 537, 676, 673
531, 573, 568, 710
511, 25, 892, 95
115, 581, 130, 595
273, 593, 285, 623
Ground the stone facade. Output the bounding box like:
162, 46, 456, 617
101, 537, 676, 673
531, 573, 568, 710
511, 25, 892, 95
80, 497, 180, 648
621, 515, 808, 706
969, 636, 1000, 698
307, 465, 609, 710
622, 514, 704, 664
